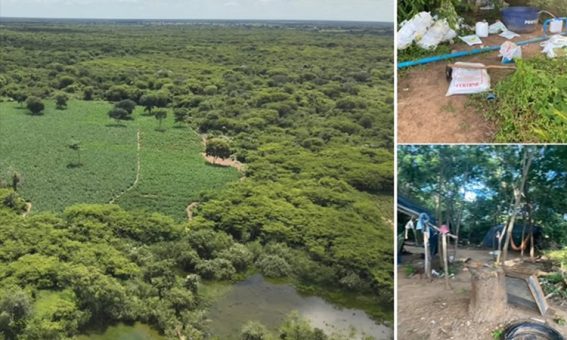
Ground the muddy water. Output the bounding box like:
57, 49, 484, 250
207, 274, 392, 339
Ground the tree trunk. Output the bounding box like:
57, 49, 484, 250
499, 148, 534, 264
468, 265, 508, 322
528, 202, 535, 259
530, 232, 535, 258
521, 215, 527, 258
454, 167, 470, 254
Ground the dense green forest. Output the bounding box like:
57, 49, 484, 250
0, 20, 394, 339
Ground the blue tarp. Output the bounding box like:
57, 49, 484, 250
398, 195, 438, 256
397, 195, 437, 226
481, 224, 542, 249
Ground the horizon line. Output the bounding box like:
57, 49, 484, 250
0, 16, 393, 24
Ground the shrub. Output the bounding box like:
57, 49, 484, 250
115, 99, 137, 114
204, 85, 218, 96
26, 96, 44, 115
195, 258, 236, 280
240, 321, 272, 340
55, 93, 68, 109
255, 254, 291, 278
218, 244, 253, 272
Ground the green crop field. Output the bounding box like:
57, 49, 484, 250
0, 100, 239, 219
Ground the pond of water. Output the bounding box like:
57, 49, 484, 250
207, 274, 392, 339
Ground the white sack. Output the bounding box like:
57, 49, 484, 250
417, 19, 457, 50
397, 12, 434, 50
446, 62, 491, 96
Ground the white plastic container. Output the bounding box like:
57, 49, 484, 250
549, 19, 564, 34
476, 21, 489, 38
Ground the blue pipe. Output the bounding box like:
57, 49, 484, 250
398, 19, 567, 69
398, 36, 549, 69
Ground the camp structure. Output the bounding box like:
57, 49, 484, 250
482, 223, 542, 250
398, 195, 458, 283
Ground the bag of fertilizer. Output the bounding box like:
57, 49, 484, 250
446, 62, 491, 96
397, 12, 434, 50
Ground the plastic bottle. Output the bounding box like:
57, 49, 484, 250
476, 21, 489, 38
549, 19, 564, 34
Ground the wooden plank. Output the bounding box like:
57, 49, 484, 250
504, 268, 531, 280
528, 275, 549, 316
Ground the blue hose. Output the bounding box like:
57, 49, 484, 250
398, 36, 549, 69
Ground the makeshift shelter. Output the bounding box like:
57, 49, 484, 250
482, 224, 542, 249
398, 195, 461, 283
397, 195, 437, 226
397, 196, 439, 255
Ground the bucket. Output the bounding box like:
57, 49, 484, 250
501, 7, 540, 33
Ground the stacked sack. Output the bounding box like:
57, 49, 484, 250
397, 12, 458, 51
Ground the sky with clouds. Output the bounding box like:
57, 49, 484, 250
0, 0, 393, 22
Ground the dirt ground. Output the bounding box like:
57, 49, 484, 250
397, 246, 567, 339
398, 27, 547, 143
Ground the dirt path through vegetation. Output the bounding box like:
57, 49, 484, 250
184, 135, 245, 221
398, 247, 567, 339
398, 29, 544, 143
109, 129, 141, 204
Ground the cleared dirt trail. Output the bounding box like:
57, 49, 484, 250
109, 129, 141, 204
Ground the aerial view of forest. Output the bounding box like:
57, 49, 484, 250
0, 19, 394, 339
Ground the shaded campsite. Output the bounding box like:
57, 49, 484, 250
397, 145, 567, 339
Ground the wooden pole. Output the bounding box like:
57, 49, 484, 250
438, 233, 444, 267
424, 227, 431, 280
413, 225, 419, 246
443, 233, 449, 288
